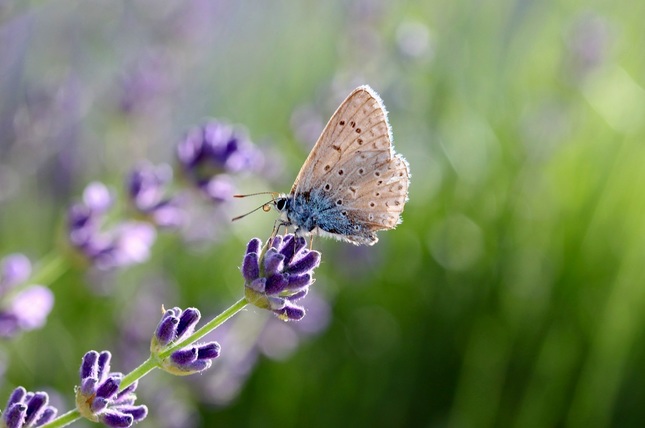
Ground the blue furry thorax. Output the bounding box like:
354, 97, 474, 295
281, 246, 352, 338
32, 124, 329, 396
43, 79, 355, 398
284, 189, 356, 235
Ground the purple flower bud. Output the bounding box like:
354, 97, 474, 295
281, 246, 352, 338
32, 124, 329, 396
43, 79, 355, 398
287, 252, 321, 275
202, 174, 235, 202
10, 286, 54, 331
242, 235, 320, 321
151, 307, 220, 376
100, 410, 134, 428
0, 253, 54, 338
67, 182, 157, 271
75, 350, 147, 426
242, 252, 260, 283
176, 308, 200, 339
96, 377, 121, 399
155, 313, 179, 347
0, 254, 31, 291
1, 387, 57, 428
176, 120, 263, 201
127, 162, 185, 229
263, 250, 285, 276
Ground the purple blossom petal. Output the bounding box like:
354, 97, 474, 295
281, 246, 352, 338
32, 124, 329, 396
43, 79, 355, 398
3, 403, 27, 428
197, 342, 221, 359
155, 314, 179, 346
11, 286, 54, 330
114, 381, 138, 402
176, 308, 200, 339
0, 254, 31, 290
170, 347, 198, 365
6, 386, 27, 407
242, 252, 260, 283
23, 392, 47, 425
34, 406, 57, 426
263, 250, 285, 276
265, 274, 289, 294
113, 404, 148, 422
249, 278, 266, 293
282, 304, 306, 321
83, 182, 112, 213
100, 409, 134, 428
286, 288, 309, 301
80, 351, 99, 381
286, 273, 313, 290
90, 396, 109, 413
97, 351, 112, 382
288, 252, 321, 275
246, 238, 261, 255
80, 377, 98, 397
96, 377, 120, 399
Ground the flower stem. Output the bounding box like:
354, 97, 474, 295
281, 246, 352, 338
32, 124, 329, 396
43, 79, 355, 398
120, 296, 248, 389
30, 252, 69, 287
40, 297, 248, 427
39, 409, 81, 428
120, 356, 157, 391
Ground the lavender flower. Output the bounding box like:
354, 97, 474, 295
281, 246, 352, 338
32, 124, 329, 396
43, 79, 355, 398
0, 254, 31, 293
151, 307, 220, 376
68, 182, 156, 270
1, 386, 57, 428
242, 235, 321, 321
127, 162, 185, 229
176, 120, 263, 201
0, 254, 54, 338
75, 351, 148, 427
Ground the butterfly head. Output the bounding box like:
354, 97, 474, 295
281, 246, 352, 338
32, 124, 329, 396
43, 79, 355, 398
272, 194, 291, 224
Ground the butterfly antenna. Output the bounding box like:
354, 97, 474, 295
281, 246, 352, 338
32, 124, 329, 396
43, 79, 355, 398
232, 192, 282, 222
231, 200, 274, 222
234, 191, 279, 199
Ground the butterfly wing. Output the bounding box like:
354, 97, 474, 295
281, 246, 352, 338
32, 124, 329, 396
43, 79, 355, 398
290, 85, 410, 244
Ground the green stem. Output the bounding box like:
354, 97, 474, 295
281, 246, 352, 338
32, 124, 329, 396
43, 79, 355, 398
0, 252, 69, 306
40, 409, 81, 428
30, 252, 69, 286
123, 296, 248, 388
159, 296, 248, 358
36, 297, 248, 428
120, 356, 157, 391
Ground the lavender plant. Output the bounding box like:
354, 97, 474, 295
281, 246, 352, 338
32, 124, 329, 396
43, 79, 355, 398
0, 119, 324, 427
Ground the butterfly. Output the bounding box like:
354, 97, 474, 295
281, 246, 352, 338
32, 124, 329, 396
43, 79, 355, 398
269, 85, 410, 246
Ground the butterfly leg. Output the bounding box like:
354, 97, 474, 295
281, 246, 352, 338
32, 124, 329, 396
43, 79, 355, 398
309, 228, 318, 250
270, 219, 292, 245
269, 220, 282, 245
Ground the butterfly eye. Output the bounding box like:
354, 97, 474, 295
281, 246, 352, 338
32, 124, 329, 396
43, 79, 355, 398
275, 199, 287, 211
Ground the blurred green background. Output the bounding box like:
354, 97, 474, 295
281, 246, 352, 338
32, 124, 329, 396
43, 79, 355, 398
2, 0, 645, 427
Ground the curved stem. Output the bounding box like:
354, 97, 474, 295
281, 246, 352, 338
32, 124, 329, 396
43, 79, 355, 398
120, 356, 157, 391
29, 252, 69, 287
39, 409, 81, 428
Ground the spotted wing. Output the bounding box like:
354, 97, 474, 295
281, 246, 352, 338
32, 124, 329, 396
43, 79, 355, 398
291, 85, 410, 236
